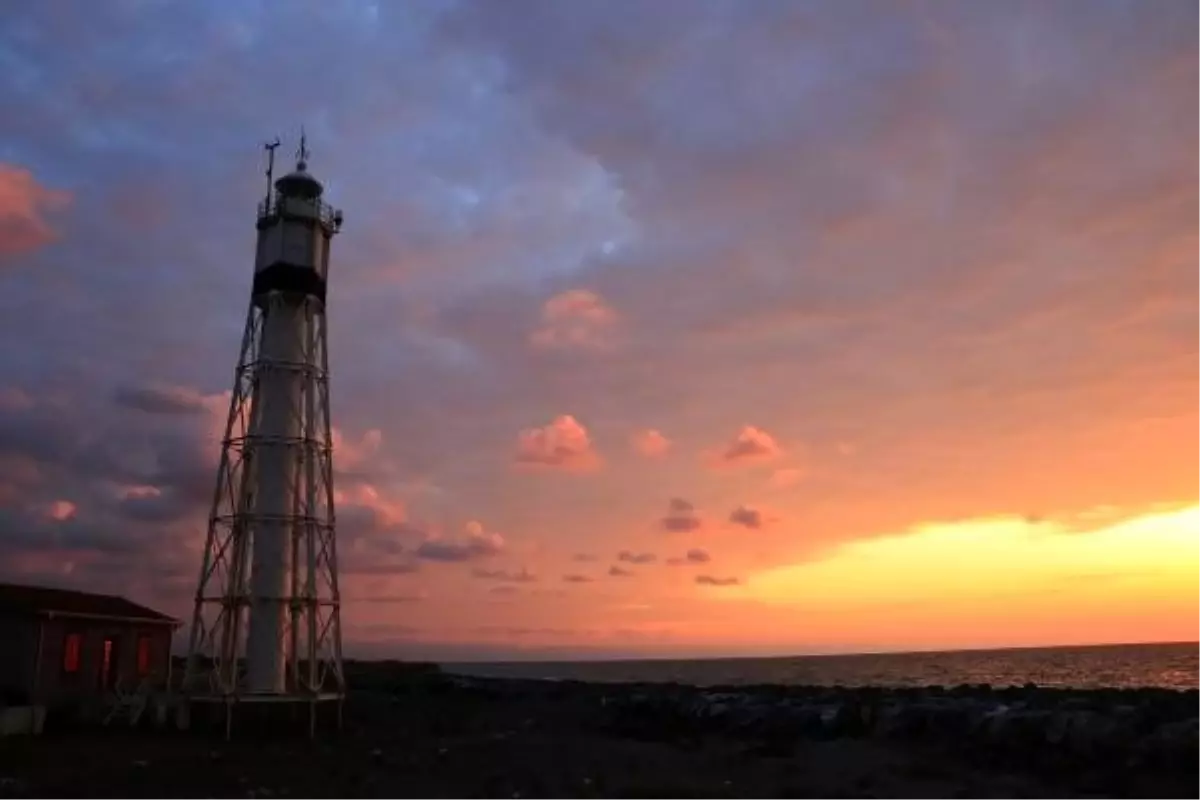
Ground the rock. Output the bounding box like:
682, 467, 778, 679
1143, 717, 1200, 769
591, 676, 1195, 781
827, 701, 870, 737
984, 709, 1053, 751
1046, 710, 1121, 755
0, 777, 28, 794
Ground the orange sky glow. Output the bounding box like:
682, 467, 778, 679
0, 1, 1196, 661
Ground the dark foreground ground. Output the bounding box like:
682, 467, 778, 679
0, 663, 1195, 798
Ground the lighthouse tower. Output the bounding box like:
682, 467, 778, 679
184, 135, 345, 730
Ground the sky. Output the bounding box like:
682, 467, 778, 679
0, 0, 1196, 661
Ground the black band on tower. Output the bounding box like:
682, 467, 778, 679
253, 264, 327, 303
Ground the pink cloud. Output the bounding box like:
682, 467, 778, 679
116, 485, 162, 501
661, 497, 701, 532
616, 550, 656, 564
768, 467, 806, 488
528, 289, 618, 351
728, 505, 765, 529
473, 567, 537, 583
719, 425, 783, 465
334, 483, 407, 527
45, 500, 76, 522
514, 414, 601, 471
0, 163, 71, 261
630, 428, 670, 457
696, 575, 741, 587
332, 427, 385, 473
666, 547, 711, 565
415, 520, 504, 562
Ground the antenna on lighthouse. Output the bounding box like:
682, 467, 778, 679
296, 126, 310, 170
263, 137, 281, 206
184, 133, 346, 739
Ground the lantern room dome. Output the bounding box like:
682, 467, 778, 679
274, 162, 324, 199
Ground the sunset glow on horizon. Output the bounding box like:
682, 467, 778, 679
0, 1, 1196, 661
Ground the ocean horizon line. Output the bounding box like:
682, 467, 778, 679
433, 639, 1197, 666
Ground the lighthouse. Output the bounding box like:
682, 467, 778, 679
184, 135, 346, 730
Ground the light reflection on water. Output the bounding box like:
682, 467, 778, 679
446, 642, 1199, 690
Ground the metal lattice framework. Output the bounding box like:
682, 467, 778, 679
183, 293, 345, 704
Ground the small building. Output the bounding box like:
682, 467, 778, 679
0, 582, 181, 711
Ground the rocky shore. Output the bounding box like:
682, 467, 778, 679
441, 673, 1198, 792
0, 663, 1194, 797
580, 678, 1199, 766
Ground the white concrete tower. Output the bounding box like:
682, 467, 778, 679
184, 135, 345, 723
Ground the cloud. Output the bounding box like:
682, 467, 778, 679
661, 497, 701, 532
513, 414, 601, 471
415, 521, 505, 562
0, 388, 35, 413
562, 573, 593, 583
472, 566, 537, 583
572, 553, 598, 562
113, 383, 214, 415
667, 548, 711, 565
345, 483, 407, 522
729, 505, 764, 529
696, 575, 741, 587
0, 385, 227, 596
0, 163, 71, 260
345, 559, 422, 577
629, 428, 671, 458
529, 289, 618, 351
345, 592, 426, 604
116, 489, 186, 524
474, 626, 585, 639
616, 550, 656, 565
719, 425, 783, 466
45, 500, 77, 522
608, 565, 635, 578
768, 467, 805, 489
332, 427, 386, 475
339, 509, 424, 577
0, 1, 1194, 657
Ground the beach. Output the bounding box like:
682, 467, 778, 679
0, 662, 1195, 798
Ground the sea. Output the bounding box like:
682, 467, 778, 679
444, 642, 1198, 691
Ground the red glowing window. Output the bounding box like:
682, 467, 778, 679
136, 636, 152, 676
62, 632, 81, 673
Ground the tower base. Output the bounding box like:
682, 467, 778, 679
181, 693, 344, 741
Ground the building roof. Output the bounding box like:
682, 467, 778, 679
0, 582, 180, 626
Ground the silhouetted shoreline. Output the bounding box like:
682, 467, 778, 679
0, 662, 1195, 798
